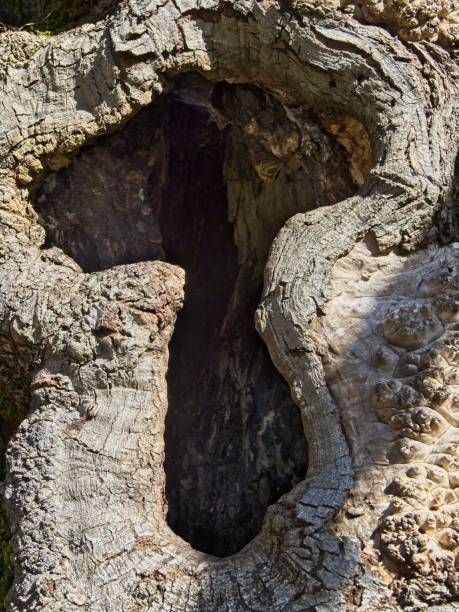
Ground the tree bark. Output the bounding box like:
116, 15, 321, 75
0, 1, 458, 610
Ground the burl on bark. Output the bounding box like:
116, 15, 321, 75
0, 0, 458, 610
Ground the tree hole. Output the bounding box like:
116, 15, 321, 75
34, 75, 361, 557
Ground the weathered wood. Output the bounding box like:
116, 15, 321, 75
0, 0, 458, 610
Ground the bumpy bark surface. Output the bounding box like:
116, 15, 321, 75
0, 0, 458, 610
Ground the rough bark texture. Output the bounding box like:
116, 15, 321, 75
0, 0, 458, 610
312, 240, 459, 608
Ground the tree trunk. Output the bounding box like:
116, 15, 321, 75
0, 1, 458, 610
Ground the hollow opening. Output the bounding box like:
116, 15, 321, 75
448, 151, 459, 241
34, 75, 362, 557
160, 89, 309, 557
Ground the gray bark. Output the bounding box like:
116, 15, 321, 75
0, 0, 458, 610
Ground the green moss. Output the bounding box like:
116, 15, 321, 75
0, 0, 113, 33
0, 388, 27, 611
0, 512, 14, 612
0, 388, 26, 481
0, 0, 36, 28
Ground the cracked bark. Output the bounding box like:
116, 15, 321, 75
0, 1, 458, 610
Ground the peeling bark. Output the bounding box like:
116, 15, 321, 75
0, 0, 458, 610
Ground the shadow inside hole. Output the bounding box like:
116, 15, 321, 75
160, 91, 309, 557
447, 151, 459, 241
34, 75, 361, 556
